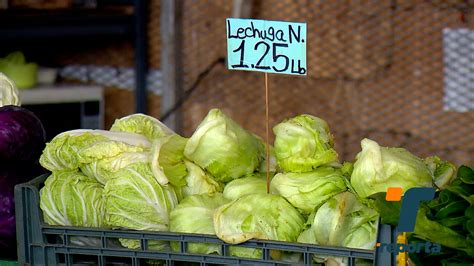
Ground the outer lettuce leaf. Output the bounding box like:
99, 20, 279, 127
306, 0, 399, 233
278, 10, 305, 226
80, 152, 149, 185
223, 173, 269, 200
110, 113, 174, 141
299, 192, 379, 250
40, 130, 151, 172
169, 194, 230, 254
270, 167, 347, 214
424, 156, 457, 190
151, 135, 188, 186
0, 73, 20, 107
105, 162, 178, 250
184, 109, 264, 182
350, 138, 433, 198
40, 171, 105, 228
273, 114, 338, 173
181, 160, 223, 197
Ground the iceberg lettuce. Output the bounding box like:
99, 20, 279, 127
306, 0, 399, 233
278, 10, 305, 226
273, 115, 338, 172
350, 138, 433, 198
271, 167, 347, 214
170, 194, 229, 254
184, 109, 264, 182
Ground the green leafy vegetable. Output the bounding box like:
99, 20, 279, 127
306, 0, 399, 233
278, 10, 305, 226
40, 171, 106, 227
351, 138, 433, 198
110, 113, 174, 141
213, 194, 305, 259
80, 152, 149, 185
273, 114, 338, 173
104, 162, 178, 250
181, 160, 223, 197
151, 135, 188, 186
0, 51, 38, 89
425, 156, 457, 190
0, 73, 20, 107
40, 130, 151, 172
184, 109, 264, 182
298, 192, 378, 250
270, 167, 347, 214
413, 206, 474, 256
223, 173, 269, 200
169, 194, 230, 254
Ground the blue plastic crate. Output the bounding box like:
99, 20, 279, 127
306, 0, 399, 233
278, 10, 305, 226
14, 175, 395, 266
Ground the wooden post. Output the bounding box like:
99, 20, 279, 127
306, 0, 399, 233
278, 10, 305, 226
161, 0, 183, 132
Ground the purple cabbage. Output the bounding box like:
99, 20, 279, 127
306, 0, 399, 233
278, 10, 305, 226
0, 105, 45, 162
0, 164, 44, 259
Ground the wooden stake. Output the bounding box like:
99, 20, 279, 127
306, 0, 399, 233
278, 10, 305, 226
265, 72, 270, 194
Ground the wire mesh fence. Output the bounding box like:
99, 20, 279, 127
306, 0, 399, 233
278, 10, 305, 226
175, 0, 474, 166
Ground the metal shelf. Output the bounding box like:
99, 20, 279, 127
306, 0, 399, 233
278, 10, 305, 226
19, 85, 103, 105
0, 9, 133, 40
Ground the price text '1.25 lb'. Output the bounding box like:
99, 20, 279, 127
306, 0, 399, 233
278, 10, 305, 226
226, 18, 307, 76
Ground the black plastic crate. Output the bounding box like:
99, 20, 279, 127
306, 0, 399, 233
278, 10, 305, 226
14, 175, 395, 266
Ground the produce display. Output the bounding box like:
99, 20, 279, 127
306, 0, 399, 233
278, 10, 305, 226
35, 107, 473, 265
0, 74, 46, 259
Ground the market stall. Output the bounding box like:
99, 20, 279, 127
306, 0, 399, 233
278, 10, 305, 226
0, 1, 473, 266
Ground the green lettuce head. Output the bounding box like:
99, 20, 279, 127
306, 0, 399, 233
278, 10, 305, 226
105, 162, 178, 250
213, 194, 305, 259
424, 156, 457, 190
223, 173, 270, 200
273, 114, 338, 173
181, 160, 223, 197
170, 194, 230, 254
350, 138, 433, 198
40, 171, 106, 227
184, 109, 264, 182
270, 167, 347, 214
298, 192, 378, 250
110, 113, 174, 141
0, 73, 20, 107
40, 129, 151, 172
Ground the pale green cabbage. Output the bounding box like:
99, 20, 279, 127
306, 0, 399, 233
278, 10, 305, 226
223, 173, 269, 200
273, 114, 338, 173
169, 194, 230, 254
0, 72, 20, 107
151, 134, 188, 186
181, 160, 223, 197
350, 138, 433, 198
270, 167, 347, 214
110, 113, 174, 141
213, 194, 305, 259
298, 192, 378, 250
105, 162, 178, 250
184, 109, 264, 182
40, 171, 106, 227
40, 130, 151, 172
